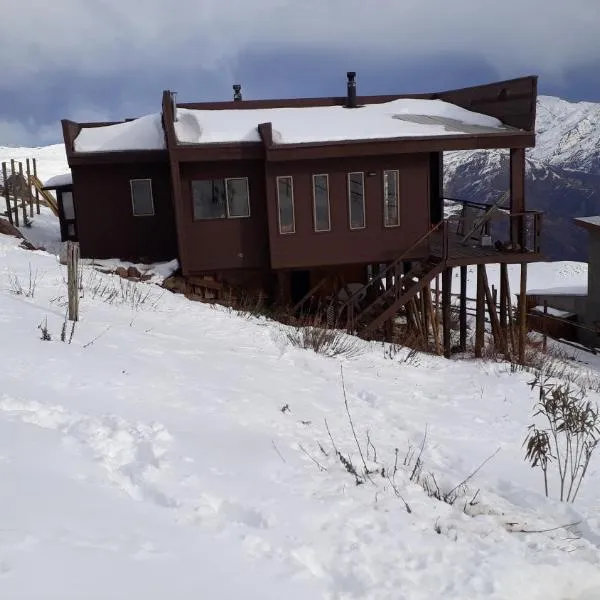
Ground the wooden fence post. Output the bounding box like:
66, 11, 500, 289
26, 159, 33, 218
18, 162, 27, 224
67, 241, 80, 321
1, 162, 12, 225
10, 159, 19, 227
32, 159, 41, 214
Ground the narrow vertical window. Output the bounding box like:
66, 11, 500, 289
312, 174, 330, 232
277, 176, 295, 234
348, 172, 365, 229
61, 191, 75, 220
383, 170, 400, 227
225, 177, 250, 218
130, 179, 154, 216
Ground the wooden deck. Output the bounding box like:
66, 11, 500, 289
430, 230, 543, 266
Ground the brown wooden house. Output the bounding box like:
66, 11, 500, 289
58, 73, 542, 358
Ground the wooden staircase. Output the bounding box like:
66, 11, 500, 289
28, 175, 59, 216
356, 258, 445, 336
339, 220, 450, 337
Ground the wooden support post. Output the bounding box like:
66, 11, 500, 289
519, 262, 528, 364
459, 265, 467, 352
18, 162, 27, 224
10, 159, 19, 227
67, 241, 80, 322
2, 162, 11, 225
503, 267, 517, 357
32, 158, 41, 214
425, 284, 441, 354
442, 267, 452, 358
510, 148, 526, 247
421, 289, 429, 350
26, 159, 33, 218
475, 265, 485, 358
543, 300, 548, 353
499, 263, 508, 334
482, 267, 504, 353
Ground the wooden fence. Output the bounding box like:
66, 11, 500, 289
0, 158, 42, 226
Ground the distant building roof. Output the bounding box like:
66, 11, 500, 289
574, 216, 600, 231
43, 172, 72, 189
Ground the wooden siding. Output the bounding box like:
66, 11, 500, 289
176, 160, 270, 275
265, 154, 431, 269
71, 162, 177, 262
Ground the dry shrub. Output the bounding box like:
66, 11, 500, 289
284, 314, 363, 358
524, 372, 600, 503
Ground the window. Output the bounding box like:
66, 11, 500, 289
226, 178, 251, 218
348, 172, 365, 229
61, 191, 75, 220
277, 176, 295, 234
130, 179, 154, 216
383, 170, 400, 227
192, 177, 250, 220
312, 174, 330, 232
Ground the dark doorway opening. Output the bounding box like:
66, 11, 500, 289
290, 270, 311, 306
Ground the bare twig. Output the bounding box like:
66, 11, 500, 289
410, 424, 428, 482
340, 365, 372, 481
271, 440, 287, 464
507, 520, 581, 534
386, 475, 412, 513
82, 326, 111, 348
298, 443, 327, 472
445, 447, 500, 501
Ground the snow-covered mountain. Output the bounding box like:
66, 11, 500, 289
445, 95, 600, 261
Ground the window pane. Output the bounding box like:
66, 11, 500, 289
62, 191, 75, 220
277, 176, 295, 234
131, 179, 154, 216
313, 174, 330, 232
226, 178, 250, 218
348, 172, 365, 229
383, 170, 400, 227
192, 179, 226, 220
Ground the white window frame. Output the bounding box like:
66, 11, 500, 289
130, 178, 155, 217
276, 175, 295, 235
312, 173, 331, 233
383, 169, 400, 228
224, 177, 251, 219
347, 171, 366, 230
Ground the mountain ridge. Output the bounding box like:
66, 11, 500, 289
444, 95, 600, 260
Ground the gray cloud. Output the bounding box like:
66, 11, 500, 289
2, 0, 598, 90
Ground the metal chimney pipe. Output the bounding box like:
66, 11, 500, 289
233, 84, 242, 102
346, 72, 357, 108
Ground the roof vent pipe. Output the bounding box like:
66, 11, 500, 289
233, 84, 242, 102
346, 72, 357, 108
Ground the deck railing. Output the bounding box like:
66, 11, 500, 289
448, 202, 543, 255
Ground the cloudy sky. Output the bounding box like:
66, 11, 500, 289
1, 0, 599, 147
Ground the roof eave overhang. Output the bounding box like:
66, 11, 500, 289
166, 128, 534, 162
67, 149, 168, 166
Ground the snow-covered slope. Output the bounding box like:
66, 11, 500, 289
0, 144, 68, 183
1, 186, 600, 597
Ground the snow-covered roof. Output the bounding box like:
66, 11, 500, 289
43, 172, 72, 188
174, 99, 512, 146
575, 216, 600, 229
73, 113, 165, 153
527, 285, 587, 297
